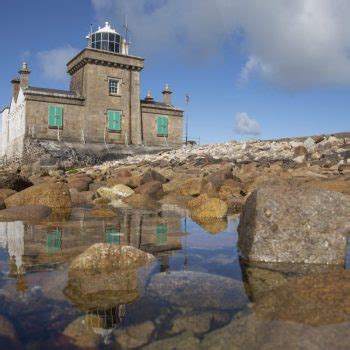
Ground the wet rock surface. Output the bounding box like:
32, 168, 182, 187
238, 184, 350, 264
147, 271, 247, 310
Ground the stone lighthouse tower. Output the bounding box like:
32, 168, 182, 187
67, 22, 144, 145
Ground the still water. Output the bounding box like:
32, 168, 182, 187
0, 205, 349, 349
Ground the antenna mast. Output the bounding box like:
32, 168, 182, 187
123, 15, 130, 44
185, 94, 190, 145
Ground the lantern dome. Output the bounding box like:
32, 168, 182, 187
87, 22, 121, 54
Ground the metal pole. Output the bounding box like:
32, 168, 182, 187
185, 94, 190, 145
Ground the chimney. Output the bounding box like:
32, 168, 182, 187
162, 83, 172, 106
145, 90, 154, 102
19, 62, 30, 89
11, 78, 20, 102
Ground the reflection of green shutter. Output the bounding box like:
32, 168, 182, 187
48, 106, 63, 127
106, 227, 120, 245
156, 223, 167, 244
108, 111, 121, 131
157, 117, 168, 136
47, 229, 62, 253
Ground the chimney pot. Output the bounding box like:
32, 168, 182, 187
162, 83, 173, 105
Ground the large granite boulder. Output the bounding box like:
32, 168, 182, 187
191, 198, 228, 219
4, 182, 71, 209
97, 184, 134, 200
238, 185, 350, 264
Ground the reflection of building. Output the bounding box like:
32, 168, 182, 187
0, 208, 182, 272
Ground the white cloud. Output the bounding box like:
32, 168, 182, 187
37, 46, 79, 81
91, 0, 350, 89
234, 112, 261, 135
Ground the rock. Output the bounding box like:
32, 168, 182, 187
143, 331, 199, 350
93, 197, 111, 205
63, 315, 101, 349
70, 190, 95, 205
169, 312, 228, 335
205, 166, 233, 189
162, 177, 187, 193
135, 181, 163, 198
69, 244, 156, 273
293, 145, 308, 157
0, 189, 16, 201
178, 178, 203, 196
201, 312, 350, 350
65, 245, 155, 310
141, 169, 167, 185
187, 193, 209, 209
107, 176, 140, 189
67, 178, 91, 192
252, 268, 350, 326
114, 168, 132, 177
0, 173, 33, 192
4, 182, 71, 209
293, 155, 306, 164
307, 178, 350, 195
191, 198, 228, 219
97, 184, 134, 200
0, 205, 52, 221
147, 271, 247, 310
201, 181, 219, 198
115, 321, 155, 349
304, 137, 316, 152
218, 182, 243, 200
90, 207, 116, 218
123, 194, 160, 209
0, 315, 20, 349
193, 218, 227, 234
225, 196, 245, 214
238, 184, 350, 264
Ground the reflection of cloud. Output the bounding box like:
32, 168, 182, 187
234, 112, 261, 136
91, 0, 350, 89
37, 46, 79, 82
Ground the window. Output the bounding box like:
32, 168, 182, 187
106, 226, 120, 245
108, 110, 121, 131
48, 106, 63, 128
157, 116, 168, 136
156, 224, 167, 245
109, 79, 119, 95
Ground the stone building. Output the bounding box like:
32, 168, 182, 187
1, 22, 183, 159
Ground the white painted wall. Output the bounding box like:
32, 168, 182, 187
1, 88, 26, 158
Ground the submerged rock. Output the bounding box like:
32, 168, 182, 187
143, 331, 199, 350
238, 185, 350, 264
4, 182, 71, 209
115, 321, 155, 349
147, 271, 247, 310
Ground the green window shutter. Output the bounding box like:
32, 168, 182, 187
163, 117, 168, 135
156, 223, 167, 244
48, 106, 55, 126
106, 227, 120, 245
56, 107, 63, 127
108, 111, 121, 131
157, 117, 168, 135
157, 117, 163, 135
48, 106, 63, 127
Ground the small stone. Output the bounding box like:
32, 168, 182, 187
191, 198, 228, 219
116, 321, 155, 349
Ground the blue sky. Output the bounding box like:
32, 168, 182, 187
1, 0, 349, 144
